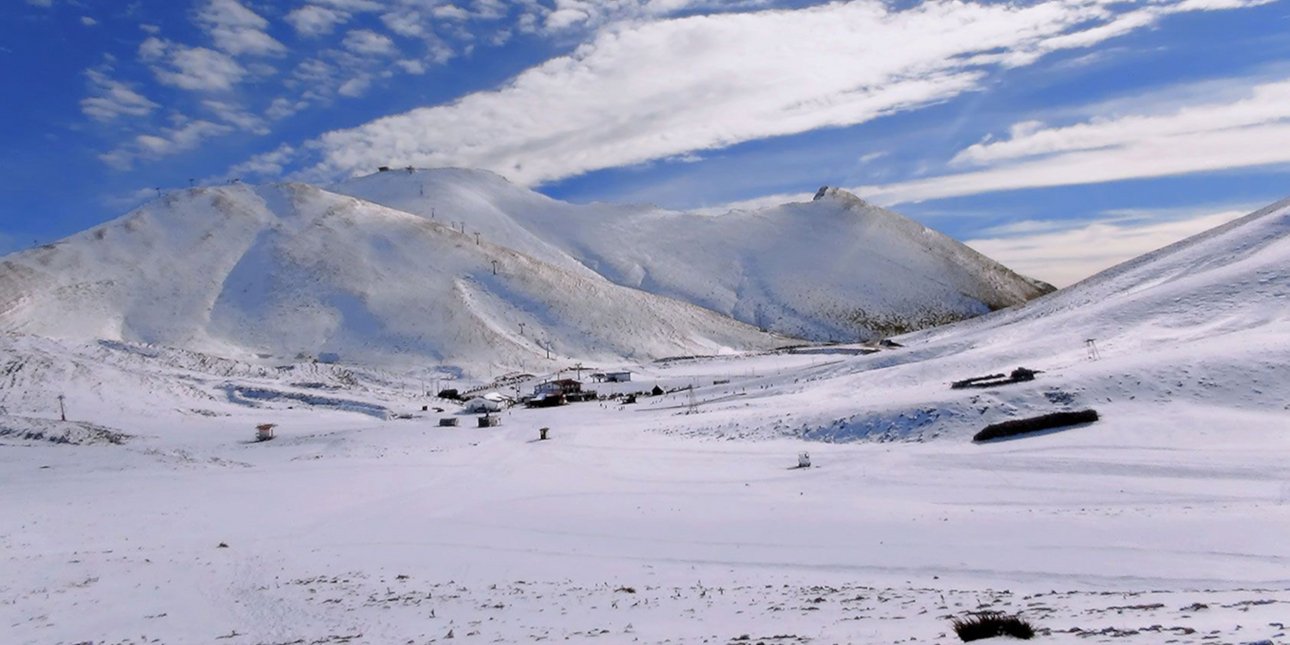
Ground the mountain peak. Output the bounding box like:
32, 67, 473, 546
811, 186, 870, 208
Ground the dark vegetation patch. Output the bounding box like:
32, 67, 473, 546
951, 612, 1036, 641
952, 367, 1040, 389
0, 418, 131, 445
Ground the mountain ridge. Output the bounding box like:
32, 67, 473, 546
333, 168, 1054, 340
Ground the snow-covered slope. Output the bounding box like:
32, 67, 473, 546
907, 195, 1290, 357
710, 195, 1290, 443
333, 169, 1053, 340
0, 184, 787, 375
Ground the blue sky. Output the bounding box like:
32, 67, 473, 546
3, 0, 1289, 285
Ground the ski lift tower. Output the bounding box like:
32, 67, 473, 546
1085, 338, 1101, 361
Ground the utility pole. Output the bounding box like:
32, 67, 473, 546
474, 231, 481, 245
518, 322, 526, 336
1085, 338, 1101, 361
57, 394, 66, 421
491, 260, 499, 275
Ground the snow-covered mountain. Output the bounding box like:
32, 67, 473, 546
333, 168, 1053, 340
0, 168, 1051, 376
0, 183, 788, 375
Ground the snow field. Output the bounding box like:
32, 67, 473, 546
2, 393, 1288, 643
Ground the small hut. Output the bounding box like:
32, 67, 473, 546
478, 414, 501, 428
256, 423, 276, 441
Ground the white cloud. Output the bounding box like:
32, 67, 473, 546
288, 0, 1265, 186
312, 0, 383, 11
266, 96, 308, 120
81, 16, 97, 26
396, 58, 428, 75
858, 77, 1290, 204
966, 208, 1250, 287
102, 119, 236, 170
286, 5, 351, 37
434, 4, 472, 21
528, 0, 768, 34
381, 9, 426, 37
139, 38, 246, 91
134, 120, 232, 155
80, 68, 158, 121
342, 29, 397, 56
955, 80, 1290, 166
225, 143, 298, 179
337, 75, 373, 97
203, 99, 268, 133
196, 0, 286, 57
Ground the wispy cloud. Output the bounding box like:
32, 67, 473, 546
860, 76, 1290, 204
225, 143, 297, 179
196, 0, 286, 57
274, 0, 1265, 185
81, 66, 159, 121
966, 206, 1252, 287
101, 119, 236, 169
342, 29, 397, 56
286, 5, 352, 37
138, 37, 246, 91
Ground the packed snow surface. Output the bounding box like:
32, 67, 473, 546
1, 194, 1287, 643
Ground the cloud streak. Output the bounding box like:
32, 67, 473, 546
281, 0, 1266, 185
966, 207, 1251, 287
859, 77, 1290, 204
196, 0, 286, 57
81, 67, 159, 121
